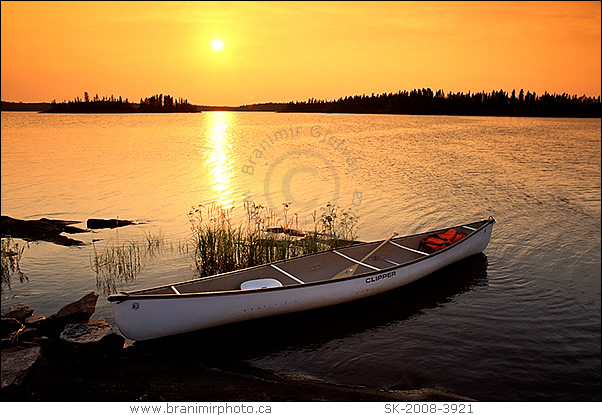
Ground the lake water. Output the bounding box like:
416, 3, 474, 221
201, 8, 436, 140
1, 112, 600, 401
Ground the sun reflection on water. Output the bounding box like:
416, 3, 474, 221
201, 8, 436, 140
203, 112, 236, 205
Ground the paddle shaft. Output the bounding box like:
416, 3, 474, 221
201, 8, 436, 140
331, 232, 399, 280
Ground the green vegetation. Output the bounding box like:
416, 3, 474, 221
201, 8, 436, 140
88, 201, 358, 292
91, 240, 142, 294
2, 201, 358, 293
90, 231, 189, 294
189, 201, 359, 278
1, 237, 28, 290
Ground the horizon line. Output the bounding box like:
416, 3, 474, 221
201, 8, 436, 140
3, 86, 602, 108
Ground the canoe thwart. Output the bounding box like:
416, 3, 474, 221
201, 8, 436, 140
389, 240, 430, 256
331, 232, 398, 280
333, 251, 381, 271
270, 264, 306, 284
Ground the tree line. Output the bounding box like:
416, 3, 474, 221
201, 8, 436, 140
138, 94, 196, 112
44, 93, 198, 113
281, 88, 601, 117
27, 88, 602, 117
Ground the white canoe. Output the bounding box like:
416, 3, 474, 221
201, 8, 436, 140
109, 217, 495, 340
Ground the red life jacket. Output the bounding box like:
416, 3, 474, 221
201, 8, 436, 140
420, 228, 466, 252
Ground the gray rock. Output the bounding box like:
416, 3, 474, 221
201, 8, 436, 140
40, 292, 98, 336
1, 303, 34, 323
1, 317, 23, 338
17, 327, 49, 343
59, 318, 124, 354
1, 345, 42, 390
1, 318, 25, 349
86, 218, 137, 229
49, 292, 98, 321
0, 216, 86, 246
24, 315, 46, 327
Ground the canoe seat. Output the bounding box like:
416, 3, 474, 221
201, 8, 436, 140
240, 278, 283, 291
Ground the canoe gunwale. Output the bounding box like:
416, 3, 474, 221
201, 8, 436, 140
108, 217, 495, 303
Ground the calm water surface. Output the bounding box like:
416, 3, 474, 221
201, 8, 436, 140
1, 112, 600, 401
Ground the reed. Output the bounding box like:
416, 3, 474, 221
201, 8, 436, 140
317, 202, 359, 248
188, 201, 359, 278
91, 240, 142, 294
1, 237, 28, 290
90, 201, 359, 291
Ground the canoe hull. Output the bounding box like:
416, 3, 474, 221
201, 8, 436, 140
110, 219, 494, 341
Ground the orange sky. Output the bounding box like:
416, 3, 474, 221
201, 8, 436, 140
1, 1, 600, 106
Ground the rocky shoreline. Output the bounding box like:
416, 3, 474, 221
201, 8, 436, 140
1, 292, 473, 402
1, 215, 139, 246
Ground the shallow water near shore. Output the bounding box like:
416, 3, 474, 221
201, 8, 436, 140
1, 112, 600, 401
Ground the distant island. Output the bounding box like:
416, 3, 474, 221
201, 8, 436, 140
0, 95, 285, 113
42, 93, 199, 113
281, 88, 601, 118
1, 101, 52, 112
2, 88, 600, 117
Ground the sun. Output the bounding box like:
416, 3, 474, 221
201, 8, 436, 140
211, 39, 224, 51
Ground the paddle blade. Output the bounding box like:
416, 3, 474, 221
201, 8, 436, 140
331, 264, 359, 280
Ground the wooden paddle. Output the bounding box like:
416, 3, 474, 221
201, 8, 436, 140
331, 232, 399, 280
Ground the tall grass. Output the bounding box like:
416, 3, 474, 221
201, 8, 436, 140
90, 200, 359, 291
90, 230, 189, 294
189, 201, 359, 278
91, 240, 142, 294
1, 237, 28, 290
